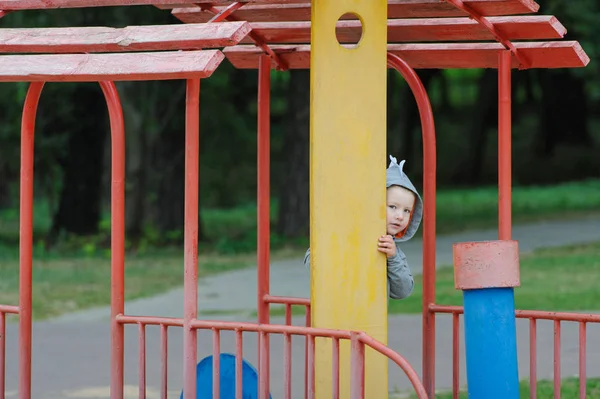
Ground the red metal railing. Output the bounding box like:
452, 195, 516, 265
0, 305, 18, 399
431, 304, 597, 399
116, 313, 428, 399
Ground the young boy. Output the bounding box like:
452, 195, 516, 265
303, 155, 423, 300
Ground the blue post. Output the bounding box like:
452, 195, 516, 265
463, 288, 520, 398
453, 240, 521, 399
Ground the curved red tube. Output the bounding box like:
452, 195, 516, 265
98, 81, 126, 399
19, 81, 126, 399
387, 53, 437, 397
19, 81, 45, 399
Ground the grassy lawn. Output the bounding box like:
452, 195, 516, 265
0, 250, 253, 321
0, 179, 598, 320
268, 241, 600, 317
390, 241, 600, 314
403, 377, 600, 398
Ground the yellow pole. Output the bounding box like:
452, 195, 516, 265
310, 0, 388, 397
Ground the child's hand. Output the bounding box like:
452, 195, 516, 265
377, 235, 397, 258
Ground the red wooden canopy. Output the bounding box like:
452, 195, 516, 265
0, 0, 590, 80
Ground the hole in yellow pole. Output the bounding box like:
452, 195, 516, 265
335, 12, 363, 49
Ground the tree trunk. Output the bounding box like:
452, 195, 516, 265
49, 84, 108, 238
120, 82, 147, 248
538, 69, 591, 156
276, 69, 310, 239
455, 69, 498, 185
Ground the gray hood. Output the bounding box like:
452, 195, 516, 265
386, 155, 423, 242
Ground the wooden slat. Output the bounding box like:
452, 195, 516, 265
223, 41, 590, 70
0, 50, 224, 82
0, 0, 304, 8
237, 16, 565, 45
0, 22, 250, 53
172, 0, 540, 23
0, 0, 197, 9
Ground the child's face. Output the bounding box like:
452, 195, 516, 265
386, 186, 415, 236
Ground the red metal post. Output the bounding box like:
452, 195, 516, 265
0, 313, 4, 399
530, 318, 537, 399
102, 82, 127, 399
160, 325, 168, 399
350, 334, 365, 399
138, 323, 146, 399
183, 78, 201, 399
19, 81, 44, 399
99, 81, 126, 399
498, 50, 512, 241
257, 54, 271, 396
387, 53, 437, 397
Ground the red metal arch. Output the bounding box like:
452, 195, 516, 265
387, 52, 438, 397
18, 80, 126, 399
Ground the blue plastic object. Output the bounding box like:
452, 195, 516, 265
463, 287, 519, 399
180, 353, 273, 399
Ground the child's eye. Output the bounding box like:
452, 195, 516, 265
389, 205, 396, 210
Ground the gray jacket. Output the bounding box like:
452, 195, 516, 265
303, 155, 423, 300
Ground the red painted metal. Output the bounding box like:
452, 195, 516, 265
100, 80, 127, 399
307, 334, 315, 399
160, 325, 169, 399
208, 1, 245, 23
387, 52, 437, 398
530, 318, 537, 399
452, 313, 459, 399
234, 16, 566, 45
183, 78, 200, 399
198, 4, 288, 70
498, 50, 513, 240
284, 332, 292, 398
235, 330, 243, 399
579, 322, 586, 399
223, 41, 590, 70
0, 50, 226, 82
264, 295, 310, 307
138, 323, 147, 399
0, 313, 4, 399
0, 306, 18, 314
430, 304, 599, 398
19, 81, 44, 399
554, 320, 561, 399
173, 0, 540, 24
115, 314, 428, 398
0, 0, 267, 9
453, 240, 520, 289
16, 79, 127, 399
257, 53, 272, 397
0, 22, 251, 53
213, 328, 221, 398
443, 0, 531, 69
350, 334, 365, 399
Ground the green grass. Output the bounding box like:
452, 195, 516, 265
265, 241, 600, 318
0, 250, 261, 321
0, 179, 598, 320
433, 179, 600, 234
390, 241, 600, 314
402, 377, 600, 398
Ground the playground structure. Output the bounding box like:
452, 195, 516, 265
0, 0, 592, 398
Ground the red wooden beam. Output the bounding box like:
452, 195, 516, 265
0, 22, 250, 53
0, 50, 224, 82
0, 0, 303, 9
172, 0, 540, 23
236, 16, 565, 45
223, 41, 589, 70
